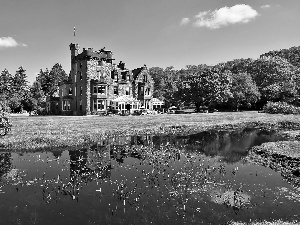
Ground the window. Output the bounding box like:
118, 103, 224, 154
111, 71, 116, 80
74, 87, 76, 96
80, 62, 82, 68
114, 86, 118, 95
93, 100, 97, 112
139, 86, 144, 96
121, 72, 126, 80
62, 100, 70, 111
146, 88, 150, 95
93, 99, 105, 111
98, 100, 104, 110
125, 87, 130, 95
79, 71, 82, 80
79, 99, 82, 111
93, 85, 106, 95
80, 86, 82, 95
138, 85, 144, 96
98, 86, 105, 94
69, 87, 72, 95
144, 75, 147, 82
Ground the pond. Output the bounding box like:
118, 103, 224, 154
0, 128, 299, 225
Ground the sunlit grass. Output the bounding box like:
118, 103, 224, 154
229, 220, 300, 225
1, 111, 300, 151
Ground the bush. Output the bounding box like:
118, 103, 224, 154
263, 101, 300, 114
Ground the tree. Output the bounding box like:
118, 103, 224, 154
36, 68, 51, 96
260, 46, 300, 68
9, 67, 29, 112
229, 73, 260, 111
0, 69, 12, 102
22, 81, 46, 115
36, 63, 68, 97
219, 58, 254, 75
249, 56, 299, 105
149, 67, 165, 100
183, 65, 232, 111
149, 66, 180, 108
48, 63, 68, 96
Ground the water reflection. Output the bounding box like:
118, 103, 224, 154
0, 152, 12, 178
95, 128, 283, 164
0, 129, 299, 225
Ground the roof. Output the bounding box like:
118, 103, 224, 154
46, 96, 60, 102
112, 95, 139, 103
62, 96, 73, 100
132, 67, 143, 80
150, 98, 164, 103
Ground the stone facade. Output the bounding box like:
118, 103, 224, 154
56, 43, 156, 116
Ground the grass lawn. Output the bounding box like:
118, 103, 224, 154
1, 111, 300, 151
230, 220, 299, 225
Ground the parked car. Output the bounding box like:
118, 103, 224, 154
168, 106, 178, 114
132, 110, 142, 116
141, 109, 148, 115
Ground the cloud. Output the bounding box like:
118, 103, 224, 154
193, 4, 259, 29
180, 17, 190, 26
0, 37, 27, 48
261, 5, 271, 9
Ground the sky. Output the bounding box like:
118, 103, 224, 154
0, 0, 300, 85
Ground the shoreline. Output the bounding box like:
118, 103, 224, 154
1, 112, 300, 152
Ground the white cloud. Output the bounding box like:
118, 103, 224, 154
261, 5, 271, 9
0, 37, 27, 48
180, 17, 190, 26
193, 4, 259, 29
195, 11, 209, 18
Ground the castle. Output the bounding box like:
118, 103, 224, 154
46, 43, 164, 115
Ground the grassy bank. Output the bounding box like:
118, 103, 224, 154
246, 141, 300, 186
1, 111, 300, 151
230, 220, 299, 225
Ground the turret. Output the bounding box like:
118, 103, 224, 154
69, 43, 79, 60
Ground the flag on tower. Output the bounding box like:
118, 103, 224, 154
73, 27, 76, 37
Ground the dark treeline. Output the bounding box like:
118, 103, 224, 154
1, 46, 300, 114
149, 46, 300, 111
0, 63, 67, 113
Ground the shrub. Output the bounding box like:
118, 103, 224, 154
263, 101, 300, 114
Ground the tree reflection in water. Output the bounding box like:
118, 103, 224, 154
0, 152, 12, 180
0, 128, 295, 225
